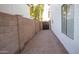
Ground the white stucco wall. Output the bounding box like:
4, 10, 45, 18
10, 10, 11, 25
0, 4, 31, 18
50, 4, 79, 53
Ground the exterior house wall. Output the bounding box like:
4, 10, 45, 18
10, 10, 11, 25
50, 4, 79, 53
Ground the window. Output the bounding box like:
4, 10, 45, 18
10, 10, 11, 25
61, 4, 74, 39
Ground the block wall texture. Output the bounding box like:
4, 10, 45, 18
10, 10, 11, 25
0, 12, 19, 53
16, 15, 36, 50
34, 20, 41, 33
0, 12, 41, 53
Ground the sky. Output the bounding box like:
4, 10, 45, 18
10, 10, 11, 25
43, 4, 50, 21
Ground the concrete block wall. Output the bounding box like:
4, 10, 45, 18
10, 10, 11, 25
16, 15, 36, 50
0, 12, 19, 53
0, 12, 41, 53
34, 20, 41, 33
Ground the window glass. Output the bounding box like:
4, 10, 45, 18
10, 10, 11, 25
61, 4, 74, 39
